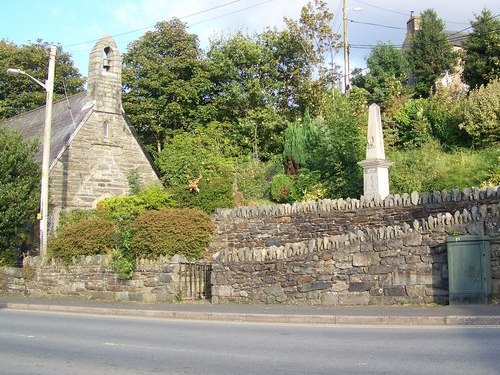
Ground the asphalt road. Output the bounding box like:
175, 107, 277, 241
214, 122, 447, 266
1, 310, 499, 375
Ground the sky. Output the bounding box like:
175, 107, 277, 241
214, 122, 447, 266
1, 0, 498, 77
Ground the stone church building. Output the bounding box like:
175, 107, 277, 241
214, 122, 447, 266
5, 36, 159, 232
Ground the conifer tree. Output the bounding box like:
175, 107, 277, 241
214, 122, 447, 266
406, 9, 457, 97
462, 9, 500, 89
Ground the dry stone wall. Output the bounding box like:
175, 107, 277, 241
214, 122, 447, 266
1, 255, 186, 303
210, 187, 500, 305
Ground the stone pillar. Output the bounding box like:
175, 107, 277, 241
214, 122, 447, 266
358, 103, 393, 200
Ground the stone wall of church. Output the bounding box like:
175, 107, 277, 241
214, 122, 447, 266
48, 111, 159, 230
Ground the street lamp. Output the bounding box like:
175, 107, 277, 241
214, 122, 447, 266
7, 45, 56, 256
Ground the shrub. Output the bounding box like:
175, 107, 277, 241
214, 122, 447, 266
96, 184, 176, 225
0, 127, 40, 266
270, 174, 294, 203
460, 79, 500, 147
48, 215, 118, 262
168, 174, 234, 213
129, 208, 214, 260
392, 99, 432, 148
291, 169, 328, 202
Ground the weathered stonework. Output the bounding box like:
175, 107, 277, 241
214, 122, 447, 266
48, 36, 159, 230
2, 187, 499, 306
210, 187, 500, 305
1, 255, 183, 303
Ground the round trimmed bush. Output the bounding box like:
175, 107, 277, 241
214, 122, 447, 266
48, 215, 118, 262
129, 208, 214, 260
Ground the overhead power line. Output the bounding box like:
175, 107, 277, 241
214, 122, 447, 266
63, 0, 276, 49
348, 19, 405, 30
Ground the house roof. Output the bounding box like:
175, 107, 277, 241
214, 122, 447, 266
2, 91, 94, 166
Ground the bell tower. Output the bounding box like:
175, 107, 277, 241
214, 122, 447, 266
87, 35, 122, 114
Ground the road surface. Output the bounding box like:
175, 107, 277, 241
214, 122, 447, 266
1, 310, 499, 375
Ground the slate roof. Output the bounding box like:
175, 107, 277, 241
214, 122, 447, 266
2, 91, 94, 166
402, 29, 468, 50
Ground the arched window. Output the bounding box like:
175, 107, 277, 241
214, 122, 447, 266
102, 47, 111, 72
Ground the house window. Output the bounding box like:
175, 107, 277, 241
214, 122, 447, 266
103, 121, 109, 139
102, 47, 111, 72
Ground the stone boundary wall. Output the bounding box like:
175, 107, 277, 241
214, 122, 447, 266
214, 186, 500, 220
0, 255, 185, 303
210, 203, 500, 305
208, 186, 500, 255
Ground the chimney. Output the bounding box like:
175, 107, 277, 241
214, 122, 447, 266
406, 11, 421, 34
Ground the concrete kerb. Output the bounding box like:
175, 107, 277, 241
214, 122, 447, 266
3, 302, 500, 326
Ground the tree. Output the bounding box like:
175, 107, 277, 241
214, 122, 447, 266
460, 78, 500, 147
405, 9, 458, 97
352, 42, 410, 108
155, 122, 236, 212
122, 19, 211, 154
206, 31, 293, 161
462, 9, 500, 90
284, 0, 341, 108
282, 111, 319, 174
0, 40, 84, 119
0, 126, 40, 265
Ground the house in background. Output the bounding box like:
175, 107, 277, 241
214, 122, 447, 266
5, 36, 159, 234
402, 11, 469, 92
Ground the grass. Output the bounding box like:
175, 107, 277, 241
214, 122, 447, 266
388, 141, 500, 194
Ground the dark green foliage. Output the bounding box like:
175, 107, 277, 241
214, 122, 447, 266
129, 208, 214, 260
270, 174, 294, 203
0, 126, 40, 266
290, 168, 327, 202
351, 42, 410, 108
122, 18, 211, 153
168, 174, 234, 213
392, 99, 432, 148
425, 94, 470, 147
283, 111, 319, 174
48, 214, 118, 263
0, 40, 84, 119
405, 9, 458, 97
156, 124, 235, 212
462, 9, 500, 90
305, 89, 365, 198
110, 229, 135, 279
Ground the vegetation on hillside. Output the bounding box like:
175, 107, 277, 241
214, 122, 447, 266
1, 2, 499, 264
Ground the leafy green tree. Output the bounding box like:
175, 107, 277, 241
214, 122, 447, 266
122, 19, 211, 154
206, 32, 292, 160
156, 122, 235, 212
405, 9, 458, 97
0, 40, 84, 119
284, 0, 341, 98
352, 42, 410, 108
0, 126, 40, 265
462, 9, 500, 89
460, 78, 500, 147
305, 88, 366, 198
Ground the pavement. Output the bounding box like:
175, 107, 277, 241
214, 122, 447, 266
1, 295, 500, 326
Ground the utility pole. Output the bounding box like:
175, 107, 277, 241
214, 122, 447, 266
342, 0, 350, 95
39, 46, 57, 255
9, 46, 57, 255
